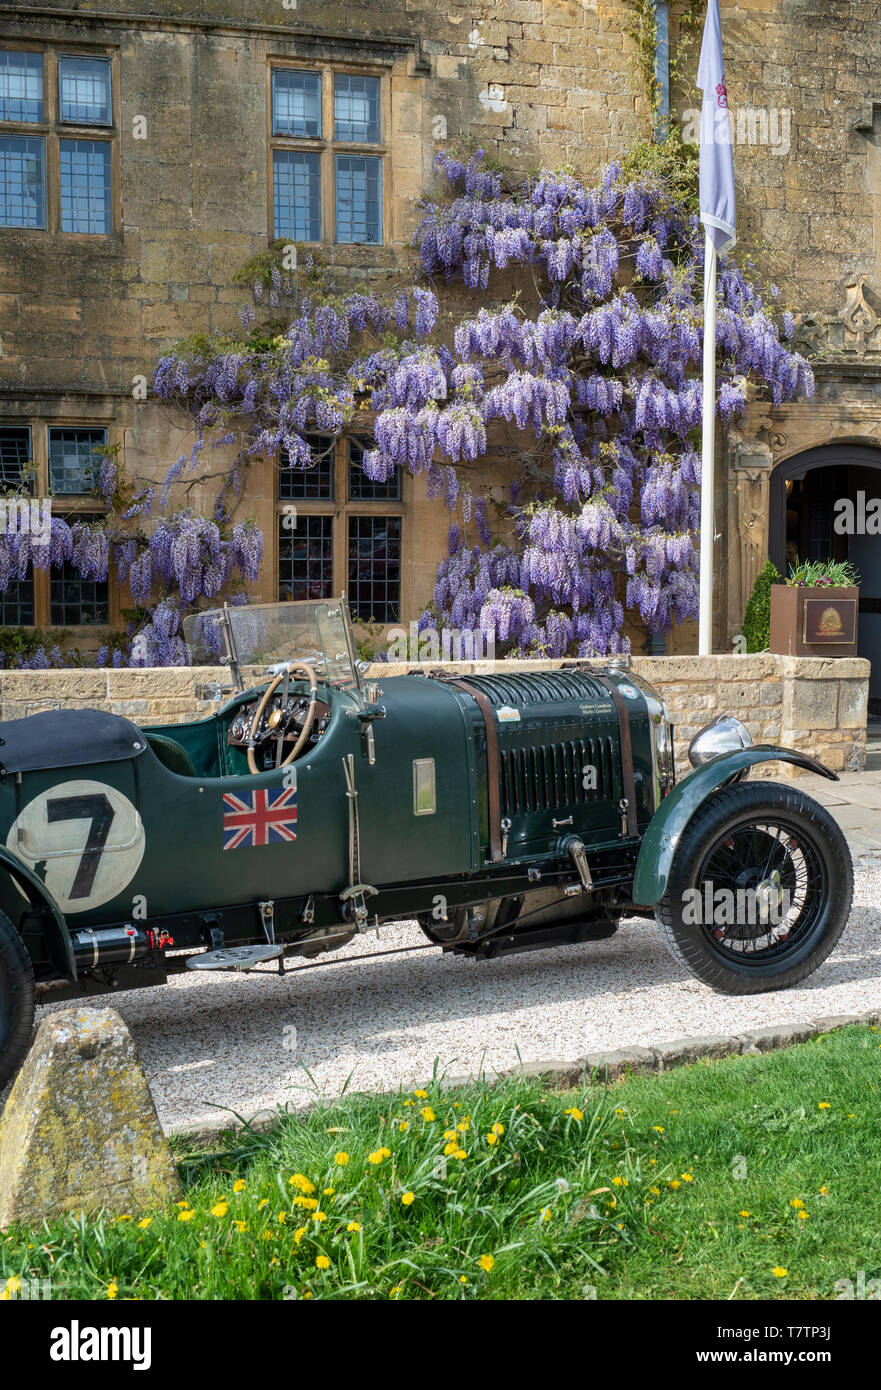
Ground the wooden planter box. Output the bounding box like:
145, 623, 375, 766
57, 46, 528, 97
769, 584, 859, 657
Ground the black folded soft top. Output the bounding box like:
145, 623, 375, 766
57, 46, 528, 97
0, 708, 147, 775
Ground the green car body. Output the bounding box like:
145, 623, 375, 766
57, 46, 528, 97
0, 600, 854, 1087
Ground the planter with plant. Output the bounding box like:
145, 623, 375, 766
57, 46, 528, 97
769, 560, 861, 656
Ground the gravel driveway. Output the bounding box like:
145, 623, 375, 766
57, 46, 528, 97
13, 863, 881, 1134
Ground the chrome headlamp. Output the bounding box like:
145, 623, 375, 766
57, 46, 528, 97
688, 715, 752, 769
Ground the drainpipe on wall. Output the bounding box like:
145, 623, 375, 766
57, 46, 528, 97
653, 0, 670, 143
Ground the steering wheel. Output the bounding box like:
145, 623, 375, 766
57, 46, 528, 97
246, 663, 320, 775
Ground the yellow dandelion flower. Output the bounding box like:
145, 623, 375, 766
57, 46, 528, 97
334, 1152, 350, 1166
444, 1129, 457, 1141
653, 1126, 665, 1134
258, 1198, 269, 1210
211, 1202, 228, 1218
739, 1210, 750, 1218
490, 1122, 504, 1136
818, 1102, 831, 1110
650, 1186, 660, 1196
315, 1255, 330, 1270
368, 1147, 390, 1165
452, 1148, 467, 1161
313, 1211, 327, 1223
138, 1218, 152, 1230
389, 1285, 403, 1298
611, 1176, 624, 1187
106, 1282, 119, 1300
414, 1089, 428, 1099
790, 1198, 805, 1210
459, 1275, 467, 1285
293, 1196, 318, 1209
399, 1121, 409, 1133
401, 1192, 415, 1206
289, 1174, 316, 1195
669, 1179, 681, 1190
178, 1209, 196, 1222
564, 1107, 584, 1121
323, 1188, 334, 1196
798, 1211, 810, 1221
457, 1119, 470, 1133
235, 1221, 248, 1234
541, 1207, 552, 1223
681, 1173, 694, 1183
116, 1214, 132, 1223
478, 1254, 495, 1272
819, 1186, 829, 1195
4, 1277, 21, 1297
347, 1221, 361, 1233
772, 1267, 788, 1278
486, 1133, 498, 1146
233, 1179, 246, 1193
277, 1211, 287, 1225
420, 1107, 436, 1122
443, 1141, 459, 1156
260, 1231, 274, 1241
294, 1226, 308, 1245
176, 1200, 190, 1209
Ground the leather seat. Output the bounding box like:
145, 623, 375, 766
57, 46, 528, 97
146, 733, 197, 777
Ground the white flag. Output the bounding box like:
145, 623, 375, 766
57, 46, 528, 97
698, 0, 736, 252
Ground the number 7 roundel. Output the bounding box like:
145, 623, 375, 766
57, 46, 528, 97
5, 779, 146, 913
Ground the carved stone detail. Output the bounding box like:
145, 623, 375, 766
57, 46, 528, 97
796, 276, 881, 360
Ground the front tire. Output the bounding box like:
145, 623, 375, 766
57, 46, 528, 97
0, 908, 35, 1090
656, 781, 852, 994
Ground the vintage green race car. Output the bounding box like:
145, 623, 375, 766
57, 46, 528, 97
0, 599, 854, 1086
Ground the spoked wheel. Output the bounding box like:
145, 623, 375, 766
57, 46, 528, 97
0, 908, 35, 1090
657, 782, 853, 994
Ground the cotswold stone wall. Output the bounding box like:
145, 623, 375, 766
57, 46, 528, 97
0, 655, 868, 777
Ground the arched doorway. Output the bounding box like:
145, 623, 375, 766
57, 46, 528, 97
769, 443, 881, 710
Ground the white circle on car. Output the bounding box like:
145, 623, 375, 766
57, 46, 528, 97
5, 779, 146, 914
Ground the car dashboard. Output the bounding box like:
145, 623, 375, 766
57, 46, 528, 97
225, 690, 332, 771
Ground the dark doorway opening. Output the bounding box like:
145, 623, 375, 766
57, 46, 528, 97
769, 444, 881, 717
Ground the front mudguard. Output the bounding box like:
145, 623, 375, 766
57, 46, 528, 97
632, 745, 838, 909
0, 846, 75, 981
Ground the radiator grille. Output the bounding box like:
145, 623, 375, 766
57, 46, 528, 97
500, 735, 618, 816
460, 670, 614, 707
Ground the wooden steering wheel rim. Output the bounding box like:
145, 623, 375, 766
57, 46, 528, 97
246, 663, 319, 775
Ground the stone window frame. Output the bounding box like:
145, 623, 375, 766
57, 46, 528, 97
0, 415, 121, 632
0, 40, 119, 238
274, 434, 408, 626
266, 58, 390, 247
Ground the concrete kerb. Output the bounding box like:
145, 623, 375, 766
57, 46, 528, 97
167, 1009, 881, 1145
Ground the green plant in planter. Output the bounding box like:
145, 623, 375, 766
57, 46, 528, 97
786, 559, 861, 588
742, 559, 781, 652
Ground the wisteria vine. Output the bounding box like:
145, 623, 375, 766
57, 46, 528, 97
1, 146, 813, 665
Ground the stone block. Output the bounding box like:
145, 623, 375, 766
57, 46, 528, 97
0, 1007, 181, 1229
838, 680, 869, 729
581, 1047, 657, 1080
652, 1034, 742, 1068
786, 679, 839, 731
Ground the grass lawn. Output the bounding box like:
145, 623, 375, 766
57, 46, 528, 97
2, 1024, 880, 1301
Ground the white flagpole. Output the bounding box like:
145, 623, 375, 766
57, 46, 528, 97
699, 230, 718, 656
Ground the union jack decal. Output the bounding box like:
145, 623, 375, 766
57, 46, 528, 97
222, 785, 298, 851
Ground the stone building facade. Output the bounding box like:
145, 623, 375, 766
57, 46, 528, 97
0, 0, 880, 667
